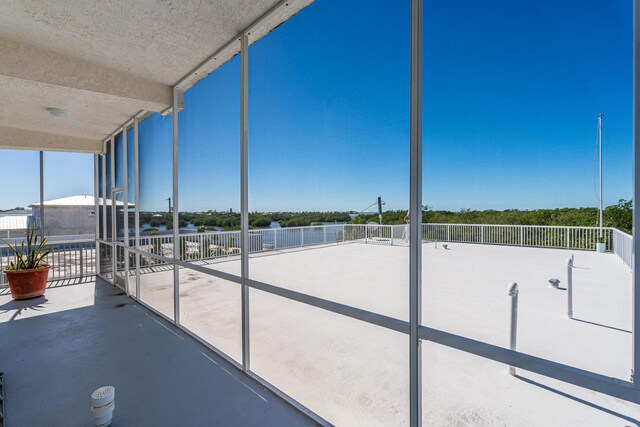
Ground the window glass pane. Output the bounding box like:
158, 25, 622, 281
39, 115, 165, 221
139, 252, 174, 319
247, 1, 410, 424
114, 132, 124, 190
137, 112, 174, 318
0, 150, 39, 240
43, 151, 95, 238
248, 0, 410, 321
421, 0, 633, 381
98, 154, 104, 240
138, 113, 173, 255
178, 53, 240, 276
178, 267, 241, 362
421, 342, 637, 425
99, 242, 113, 281
250, 289, 408, 426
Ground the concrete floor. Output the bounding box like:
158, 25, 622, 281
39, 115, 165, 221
0, 279, 317, 427
134, 242, 639, 426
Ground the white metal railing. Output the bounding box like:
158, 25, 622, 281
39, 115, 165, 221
611, 228, 633, 269
1, 223, 631, 287
0, 239, 97, 286
423, 223, 614, 251
135, 222, 632, 266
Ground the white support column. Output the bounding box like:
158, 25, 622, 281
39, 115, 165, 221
409, 0, 423, 425
134, 117, 141, 299
110, 136, 116, 280
94, 154, 100, 275
39, 151, 44, 238
122, 126, 129, 295
633, 0, 640, 389
172, 87, 181, 325
240, 33, 251, 372
102, 142, 107, 243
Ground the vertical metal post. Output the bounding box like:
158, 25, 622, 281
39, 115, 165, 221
240, 33, 251, 372
567, 257, 573, 318
632, 0, 640, 388
102, 144, 107, 243
110, 136, 116, 278
599, 113, 604, 240
134, 117, 141, 299
508, 282, 519, 375
79, 246, 84, 278
39, 150, 44, 238
94, 154, 100, 275
410, 0, 423, 425
172, 88, 181, 325
122, 126, 129, 295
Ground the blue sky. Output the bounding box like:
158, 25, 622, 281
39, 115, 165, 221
0, 150, 93, 210
1, 0, 633, 213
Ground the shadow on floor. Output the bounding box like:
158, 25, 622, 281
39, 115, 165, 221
0, 296, 49, 321
515, 374, 639, 426
572, 317, 631, 334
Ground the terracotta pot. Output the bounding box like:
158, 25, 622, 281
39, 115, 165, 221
4, 265, 51, 300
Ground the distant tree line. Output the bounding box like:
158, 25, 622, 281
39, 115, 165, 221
139, 199, 633, 234
141, 210, 352, 231
354, 199, 633, 235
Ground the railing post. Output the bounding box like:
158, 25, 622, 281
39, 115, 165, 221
566, 227, 570, 248
300, 227, 304, 247
567, 256, 573, 318
273, 228, 277, 250
481, 225, 484, 244
508, 282, 519, 375
79, 245, 84, 279
447, 224, 450, 242
520, 226, 523, 246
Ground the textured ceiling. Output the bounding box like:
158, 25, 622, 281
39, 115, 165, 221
0, 0, 312, 151
0, 0, 294, 84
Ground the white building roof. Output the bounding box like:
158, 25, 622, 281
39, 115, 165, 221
0, 215, 29, 231
30, 195, 133, 208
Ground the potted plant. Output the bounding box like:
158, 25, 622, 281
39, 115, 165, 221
3, 226, 53, 300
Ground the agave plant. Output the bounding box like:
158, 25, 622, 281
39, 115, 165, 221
3, 226, 54, 271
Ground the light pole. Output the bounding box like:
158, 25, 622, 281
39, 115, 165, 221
598, 113, 603, 241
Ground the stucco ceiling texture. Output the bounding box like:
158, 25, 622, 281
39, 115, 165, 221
0, 0, 311, 151
0, 0, 292, 84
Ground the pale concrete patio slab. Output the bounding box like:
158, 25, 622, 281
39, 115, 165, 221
136, 241, 639, 426
0, 279, 317, 427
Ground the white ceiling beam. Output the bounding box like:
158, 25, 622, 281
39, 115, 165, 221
0, 38, 172, 109
0, 125, 101, 153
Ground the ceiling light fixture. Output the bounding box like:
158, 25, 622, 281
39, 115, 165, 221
46, 107, 70, 118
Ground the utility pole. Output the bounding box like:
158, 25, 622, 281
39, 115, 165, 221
598, 113, 603, 240
167, 197, 172, 215
377, 196, 384, 225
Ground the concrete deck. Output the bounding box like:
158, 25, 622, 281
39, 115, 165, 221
0, 279, 316, 427
135, 241, 639, 426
